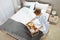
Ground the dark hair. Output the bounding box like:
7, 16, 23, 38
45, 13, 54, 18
34, 8, 41, 15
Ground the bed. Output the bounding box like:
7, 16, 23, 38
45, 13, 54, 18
0, 1, 52, 40
11, 1, 52, 23
11, 1, 52, 24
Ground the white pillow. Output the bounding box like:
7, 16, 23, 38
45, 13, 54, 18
35, 2, 49, 11
23, 1, 36, 10
41, 9, 47, 13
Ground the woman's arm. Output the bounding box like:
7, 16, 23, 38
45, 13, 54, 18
30, 18, 36, 22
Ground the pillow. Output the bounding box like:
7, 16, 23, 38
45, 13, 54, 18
23, 1, 36, 10
41, 9, 47, 13
24, 6, 30, 8
35, 2, 49, 11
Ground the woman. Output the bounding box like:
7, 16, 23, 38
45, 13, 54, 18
33, 8, 49, 37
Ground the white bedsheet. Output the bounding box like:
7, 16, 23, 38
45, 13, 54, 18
11, 7, 36, 25
11, 7, 49, 24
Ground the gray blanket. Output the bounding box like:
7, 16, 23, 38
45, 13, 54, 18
0, 19, 41, 40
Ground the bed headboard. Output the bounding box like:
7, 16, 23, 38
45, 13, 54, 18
26, 0, 37, 2
20, 0, 52, 14
26, 0, 51, 5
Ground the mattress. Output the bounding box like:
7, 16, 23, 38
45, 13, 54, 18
11, 7, 36, 25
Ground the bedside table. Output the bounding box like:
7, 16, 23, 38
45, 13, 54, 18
49, 15, 59, 24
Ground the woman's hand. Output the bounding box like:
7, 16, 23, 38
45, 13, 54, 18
35, 29, 39, 32
35, 26, 43, 33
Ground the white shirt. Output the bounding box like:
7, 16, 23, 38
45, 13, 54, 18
35, 13, 49, 34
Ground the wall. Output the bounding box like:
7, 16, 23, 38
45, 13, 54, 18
40, 0, 60, 17
0, 0, 21, 25
27, 0, 60, 17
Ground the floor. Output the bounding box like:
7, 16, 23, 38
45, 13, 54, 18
0, 30, 16, 40
0, 19, 60, 40
41, 19, 60, 40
